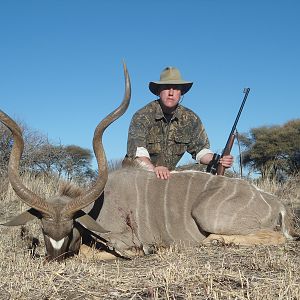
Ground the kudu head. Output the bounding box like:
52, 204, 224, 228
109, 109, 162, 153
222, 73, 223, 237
0, 63, 131, 261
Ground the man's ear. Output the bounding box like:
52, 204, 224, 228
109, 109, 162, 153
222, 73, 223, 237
1, 208, 40, 226
76, 214, 110, 233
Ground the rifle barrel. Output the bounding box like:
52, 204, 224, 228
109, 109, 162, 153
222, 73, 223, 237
206, 88, 250, 176
222, 88, 250, 156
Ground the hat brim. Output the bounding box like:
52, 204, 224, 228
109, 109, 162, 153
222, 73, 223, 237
149, 81, 193, 96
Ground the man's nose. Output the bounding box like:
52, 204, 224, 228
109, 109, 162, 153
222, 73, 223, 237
169, 88, 174, 95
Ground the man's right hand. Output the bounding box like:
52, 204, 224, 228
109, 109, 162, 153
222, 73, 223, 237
154, 166, 171, 180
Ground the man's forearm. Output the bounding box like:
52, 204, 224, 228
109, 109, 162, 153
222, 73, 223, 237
199, 153, 214, 165
135, 156, 155, 171
136, 157, 171, 180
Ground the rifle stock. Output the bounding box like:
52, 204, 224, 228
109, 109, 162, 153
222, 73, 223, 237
216, 132, 236, 175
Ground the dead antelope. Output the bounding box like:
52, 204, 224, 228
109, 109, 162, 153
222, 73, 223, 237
1, 65, 298, 261
85, 168, 298, 256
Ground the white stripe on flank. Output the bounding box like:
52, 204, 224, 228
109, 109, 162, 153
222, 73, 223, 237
213, 177, 231, 232
145, 174, 151, 234
228, 181, 256, 229
164, 179, 174, 240
202, 175, 215, 213
259, 191, 272, 223
49, 237, 65, 250
183, 173, 199, 241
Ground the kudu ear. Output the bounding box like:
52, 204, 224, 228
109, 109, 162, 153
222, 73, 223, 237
76, 213, 110, 233
1, 208, 41, 226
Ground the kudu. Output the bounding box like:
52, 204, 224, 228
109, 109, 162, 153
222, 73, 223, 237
1, 66, 298, 261
85, 168, 298, 255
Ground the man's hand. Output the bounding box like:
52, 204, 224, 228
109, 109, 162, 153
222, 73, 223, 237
154, 166, 171, 180
135, 157, 171, 179
219, 154, 234, 168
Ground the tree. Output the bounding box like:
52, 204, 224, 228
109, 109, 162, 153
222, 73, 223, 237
0, 124, 13, 176
239, 119, 300, 179
0, 121, 96, 184
58, 145, 94, 181
28, 143, 66, 176
0, 121, 50, 173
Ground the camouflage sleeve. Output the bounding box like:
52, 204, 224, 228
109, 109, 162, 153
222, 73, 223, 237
126, 112, 149, 159
186, 115, 210, 160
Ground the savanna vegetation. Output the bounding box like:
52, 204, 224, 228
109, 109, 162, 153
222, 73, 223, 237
0, 122, 97, 183
0, 119, 299, 299
238, 119, 300, 179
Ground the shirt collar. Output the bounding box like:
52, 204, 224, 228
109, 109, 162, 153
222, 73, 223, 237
154, 100, 182, 121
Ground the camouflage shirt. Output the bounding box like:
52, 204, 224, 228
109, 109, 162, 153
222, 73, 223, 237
127, 100, 210, 170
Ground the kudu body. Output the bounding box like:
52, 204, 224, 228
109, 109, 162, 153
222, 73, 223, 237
1, 65, 298, 260
86, 168, 297, 254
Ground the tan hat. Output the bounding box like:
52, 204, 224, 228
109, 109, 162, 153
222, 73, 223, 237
149, 66, 193, 96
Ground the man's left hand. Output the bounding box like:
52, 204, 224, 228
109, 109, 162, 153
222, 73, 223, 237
219, 155, 234, 168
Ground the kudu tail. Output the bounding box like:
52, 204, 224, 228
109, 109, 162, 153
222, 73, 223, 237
280, 206, 300, 240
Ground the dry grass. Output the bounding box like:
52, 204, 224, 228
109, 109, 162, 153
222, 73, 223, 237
0, 172, 299, 299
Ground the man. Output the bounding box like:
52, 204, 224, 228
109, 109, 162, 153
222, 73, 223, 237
125, 66, 233, 179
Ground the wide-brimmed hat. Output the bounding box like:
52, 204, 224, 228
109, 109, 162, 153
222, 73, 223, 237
149, 66, 193, 96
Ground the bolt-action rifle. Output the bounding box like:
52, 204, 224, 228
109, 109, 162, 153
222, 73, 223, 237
206, 88, 250, 175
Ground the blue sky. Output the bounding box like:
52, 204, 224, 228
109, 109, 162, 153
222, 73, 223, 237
1, 0, 299, 170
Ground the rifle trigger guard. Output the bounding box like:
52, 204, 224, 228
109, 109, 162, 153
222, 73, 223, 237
206, 153, 221, 175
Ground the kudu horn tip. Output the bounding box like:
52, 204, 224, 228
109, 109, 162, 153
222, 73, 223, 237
122, 60, 128, 72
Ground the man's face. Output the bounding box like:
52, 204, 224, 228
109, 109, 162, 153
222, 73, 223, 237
159, 85, 182, 111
